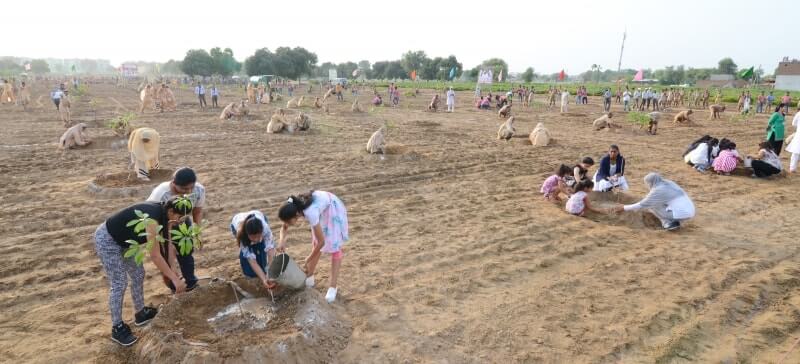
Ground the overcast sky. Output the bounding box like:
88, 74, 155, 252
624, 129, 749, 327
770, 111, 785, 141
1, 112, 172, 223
4, 0, 794, 74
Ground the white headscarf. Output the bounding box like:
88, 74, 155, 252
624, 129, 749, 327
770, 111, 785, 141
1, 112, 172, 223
635, 172, 685, 209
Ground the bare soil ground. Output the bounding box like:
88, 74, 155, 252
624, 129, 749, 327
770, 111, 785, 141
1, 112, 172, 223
1, 82, 799, 363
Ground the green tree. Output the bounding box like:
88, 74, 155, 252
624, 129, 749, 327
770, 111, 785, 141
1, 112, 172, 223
316, 61, 336, 78
400, 50, 429, 74
29, 59, 50, 73
438, 55, 462, 80
358, 60, 371, 72
336, 62, 358, 79
522, 67, 535, 83
0, 57, 22, 73
181, 49, 214, 77
384, 61, 407, 79
244, 48, 275, 76
420, 57, 441, 80
161, 59, 183, 75
481, 58, 508, 74
209, 47, 240, 77
272, 47, 317, 80
718, 57, 737, 75
370, 61, 388, 79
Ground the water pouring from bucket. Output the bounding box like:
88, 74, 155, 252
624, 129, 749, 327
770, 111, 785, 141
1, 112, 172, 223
268, 253, 307, 290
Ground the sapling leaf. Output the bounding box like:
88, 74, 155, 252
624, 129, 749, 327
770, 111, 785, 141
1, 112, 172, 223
126, 220, 138, 227
124, 246, 138, 258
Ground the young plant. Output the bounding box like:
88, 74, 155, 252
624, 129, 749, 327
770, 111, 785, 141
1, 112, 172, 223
123, 210, 165, 265
107, 112, 136, 137
626, 112, 651, 127
123, 196, 203, 265
171, 221, 204, 256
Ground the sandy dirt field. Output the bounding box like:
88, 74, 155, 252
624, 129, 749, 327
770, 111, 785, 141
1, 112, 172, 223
1, 81, 799, 363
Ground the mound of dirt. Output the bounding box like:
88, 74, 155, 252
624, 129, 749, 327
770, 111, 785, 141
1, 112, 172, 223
135, 281, 351, 364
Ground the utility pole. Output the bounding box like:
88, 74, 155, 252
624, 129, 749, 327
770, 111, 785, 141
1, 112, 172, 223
617, 29, 626, 73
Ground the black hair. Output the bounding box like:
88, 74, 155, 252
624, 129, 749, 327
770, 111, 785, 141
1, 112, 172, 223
163, 195, 193, 217
173, 167, 197, 186
575, 179, 594, 191
718, 138, 733, 150
557, 164, 572, 177
609, 144, 620, 152
759, 141, 773, 152
237, 214, 264, 246
683, 135, 713, 157
776, 104, 784, 113
278, 191, 315, 222
581, 157, 595, 166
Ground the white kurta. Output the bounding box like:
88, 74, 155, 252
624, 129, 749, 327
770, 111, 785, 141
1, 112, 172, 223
786, 112, 800, 154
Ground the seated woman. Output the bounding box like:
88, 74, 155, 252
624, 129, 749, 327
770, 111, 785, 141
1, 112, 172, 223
683, 137, 719, 172
372, 94, 383, 106
230, 211, 276, 289
593, 145, 629, 192
747, 141, 782, 178
712, 140, 742, 175
613, 172, 695, 231
565, 157, 594, 189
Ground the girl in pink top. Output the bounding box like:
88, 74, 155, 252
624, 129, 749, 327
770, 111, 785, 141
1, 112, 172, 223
712, 140, 742, 175
540, 164, 572, 201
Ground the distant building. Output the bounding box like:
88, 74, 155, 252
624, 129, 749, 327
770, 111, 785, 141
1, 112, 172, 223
709, 74, 735, 81
696, 74, 747, 89
775, 57, 800, 91
121, 63, 138, 77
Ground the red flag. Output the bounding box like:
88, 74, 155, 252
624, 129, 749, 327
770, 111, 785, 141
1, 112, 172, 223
410, 70, 417, 80
558, 70, 566, 81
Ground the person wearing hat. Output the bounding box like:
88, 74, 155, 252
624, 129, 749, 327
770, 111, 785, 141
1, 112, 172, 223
127, 127, 160, 181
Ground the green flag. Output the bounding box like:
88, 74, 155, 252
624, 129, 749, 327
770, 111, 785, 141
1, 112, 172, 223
71, 64, 76, 72
738, 66, 754, 80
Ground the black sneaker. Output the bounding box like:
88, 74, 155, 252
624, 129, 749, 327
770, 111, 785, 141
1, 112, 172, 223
111, 322, 138, 346
134, 306, 158, 326
665, 221, 681, 231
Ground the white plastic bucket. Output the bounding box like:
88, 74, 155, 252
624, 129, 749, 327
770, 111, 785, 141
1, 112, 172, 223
268, 253, 306, 290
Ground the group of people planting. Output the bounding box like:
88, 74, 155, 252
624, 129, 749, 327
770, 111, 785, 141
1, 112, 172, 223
94, 167, 349, 346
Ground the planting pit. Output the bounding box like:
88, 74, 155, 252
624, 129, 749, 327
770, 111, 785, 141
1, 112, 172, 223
87, 169, 172, 197
584, 191, 663, 229
135, 281, 351, 363
83, 135, 128, 150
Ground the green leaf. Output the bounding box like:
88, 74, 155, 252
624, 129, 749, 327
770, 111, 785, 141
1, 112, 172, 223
124, 246, 138, 258
134, 252, 144, 265
126, 219, 139, 227
180, 223, 190, 235
134, 210, 145, 218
